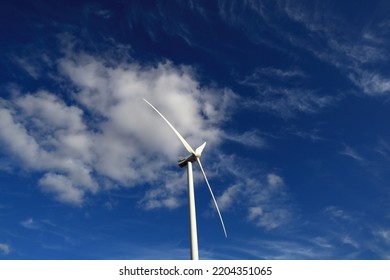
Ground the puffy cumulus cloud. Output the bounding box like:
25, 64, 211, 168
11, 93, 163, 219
0, 107, 42, 167
15, 91, 86, 133
0, 92, 97, 206
138, 170, 187, 210
0, 243, 10, 255
0, 50, 237, 207
39, 173, 86, 206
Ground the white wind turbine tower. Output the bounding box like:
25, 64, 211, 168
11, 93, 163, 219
143, 99, 227, 260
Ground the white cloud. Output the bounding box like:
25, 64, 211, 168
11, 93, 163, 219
21, 217, 40, 230
287, 128, 324, 142
349, 71, 390, 96
242, 67, 307, 86
216, 184, 241, 210
219, 0, 390, 98
0, 107, 41, 166
0, 243, 10, 255
248, 207, 290, 230
0, 49, 237, 208
13, 57, 41, 79
376, 138, 390, 159
267, 173, 284, 188
240, 0, 390, 98
341, 235, 359, 249
281, 2, 390, 97
222, 129, 266, 148
93, 9, 113, 19
324, 206, 353, 222
232, 238, 332, 259
311, 236, 333, 249
240, 66, 334, 118
375, 229, 390, 244
218, 3, 337, 117
15, 91, 86, 132
247, 88, 333, 118
0, 96, 97, 206
340, 145, 365, 163
215, 154, 292, 230
248, 206, 263, 220
138, 170, 187, 210
39, 174, 85, 206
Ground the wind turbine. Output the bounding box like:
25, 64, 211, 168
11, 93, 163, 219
143, 98, 227, 260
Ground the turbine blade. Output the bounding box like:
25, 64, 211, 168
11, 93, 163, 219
195, 142, 206, 157
196, 158, 227, 238
143, 98, 195, 155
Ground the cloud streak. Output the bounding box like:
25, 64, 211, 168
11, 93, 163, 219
340, 145, 365, 163
280, 1, 390, 96
218, 0, 390, 97
21, 218, 41, 230
240, 66, 335, 117
222, 129, 267, 149
0, 243, 10, 255
215, 154, 293, 230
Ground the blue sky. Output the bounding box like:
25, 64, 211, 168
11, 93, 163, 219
1, 0, 390, 259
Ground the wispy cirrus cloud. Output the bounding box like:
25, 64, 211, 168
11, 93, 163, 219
218, 0, 390, 97
275, 205, 390, 258
12, 57, 41, 79
241, 67, 307, 86
222, 129, 267, 149
341, 235, 360, 249
226, 204, 390, 259
0, 243, 10, 255
280, 1, 390, 96
374, 229, 390, 245
349, 71, 390, 96
376, 138, 390, 160
241, 83, 334, 118
240, 65, 335, 118
227, 238, 334, 259
21, 218, 40, 230
215, 154, 294, 230
284, 127, 325, 142
340, 145, 365, 163
324, 205, 354, 222
366, 228, 390, 259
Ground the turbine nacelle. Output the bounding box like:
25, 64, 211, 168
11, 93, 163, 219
178, 142, 206, 168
